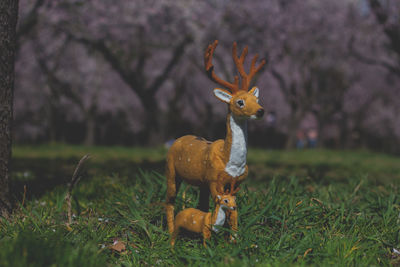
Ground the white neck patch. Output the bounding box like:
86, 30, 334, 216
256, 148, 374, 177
225, 115, 248, 177
212, 205, 226, 232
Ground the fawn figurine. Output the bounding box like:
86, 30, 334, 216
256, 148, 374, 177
170, 183, 239, 247
165, 40, 266, 235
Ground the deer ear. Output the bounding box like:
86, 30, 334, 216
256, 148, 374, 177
249, 87, 259, 98
214, 89, 232, 103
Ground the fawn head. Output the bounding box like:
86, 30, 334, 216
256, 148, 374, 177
216, 194, 237, 211
205, 40, 266, 120
216, 180, 240, 211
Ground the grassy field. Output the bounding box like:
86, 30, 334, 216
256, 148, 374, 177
1, 144, 400, 266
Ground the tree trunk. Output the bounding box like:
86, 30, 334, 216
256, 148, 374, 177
144, 111, 162, 145
84, 111, 96, 146
339, 113, 349, 149
141, 96, 162, 145
285, 110, 305, 150
285, 124, 298, 150
0, 0, 19, 217
48, 102, 59, 143
84, 119, 95, 146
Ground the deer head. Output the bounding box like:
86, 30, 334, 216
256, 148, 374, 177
205, 40, 266, 120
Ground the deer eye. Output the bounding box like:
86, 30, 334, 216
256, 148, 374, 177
224, 199, 228, 204
236, 99, 245, 108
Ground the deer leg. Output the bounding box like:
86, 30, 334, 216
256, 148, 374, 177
198, 186, 210, 212
165, 157, 181, 234
166, 178, 182, 234
209, 181, 220, 202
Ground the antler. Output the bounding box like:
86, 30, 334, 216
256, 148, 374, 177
205, 40, 266, 93
205, 40, 240, 93
225, 180, 240, 195
232, 42, 266, 91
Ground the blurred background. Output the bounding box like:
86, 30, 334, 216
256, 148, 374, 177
14, 0, 400, 153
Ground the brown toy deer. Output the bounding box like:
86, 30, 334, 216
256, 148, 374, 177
170, 182, 239, 247
165, 40, 265, 235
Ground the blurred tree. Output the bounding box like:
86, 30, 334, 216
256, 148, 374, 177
346, 0, 400, 151
0, 0, 19, 217
34, 39, 101, 146
264, 0, 356, 148
50, 0, 195, 144
16, 0, 44, 45
352, 0, 400, 77
11, 0, 400, 151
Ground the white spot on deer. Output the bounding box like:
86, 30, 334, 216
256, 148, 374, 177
187, 158, 191, 162
192, 214, 195, 217
179, 157, 181, 161
193, 221, 197, 224
189, 143, 193, 146
203, 161, 206, 165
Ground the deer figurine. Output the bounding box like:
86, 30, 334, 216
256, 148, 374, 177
170, 182, 239, 247
165, 40, 265, 235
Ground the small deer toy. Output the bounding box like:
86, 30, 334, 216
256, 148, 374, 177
170, 182, 239, 247
166, 40, 266, 235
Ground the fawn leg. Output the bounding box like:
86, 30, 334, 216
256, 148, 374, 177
227, 209, 238, 241
170, 226, 179, 247
202, 227, 211, 248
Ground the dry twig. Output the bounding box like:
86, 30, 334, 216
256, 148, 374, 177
21, 185, 27, 208
65, 154, 90, 225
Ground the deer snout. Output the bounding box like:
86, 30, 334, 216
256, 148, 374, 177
256, 108, 264, 118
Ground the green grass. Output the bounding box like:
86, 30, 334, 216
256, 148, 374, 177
1, 144, 400, 266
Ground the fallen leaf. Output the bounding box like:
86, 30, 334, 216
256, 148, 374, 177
110, 240, 126, 252
303, 248, 312, 258
306, 185, 315, 193
311, 198, 323, 206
